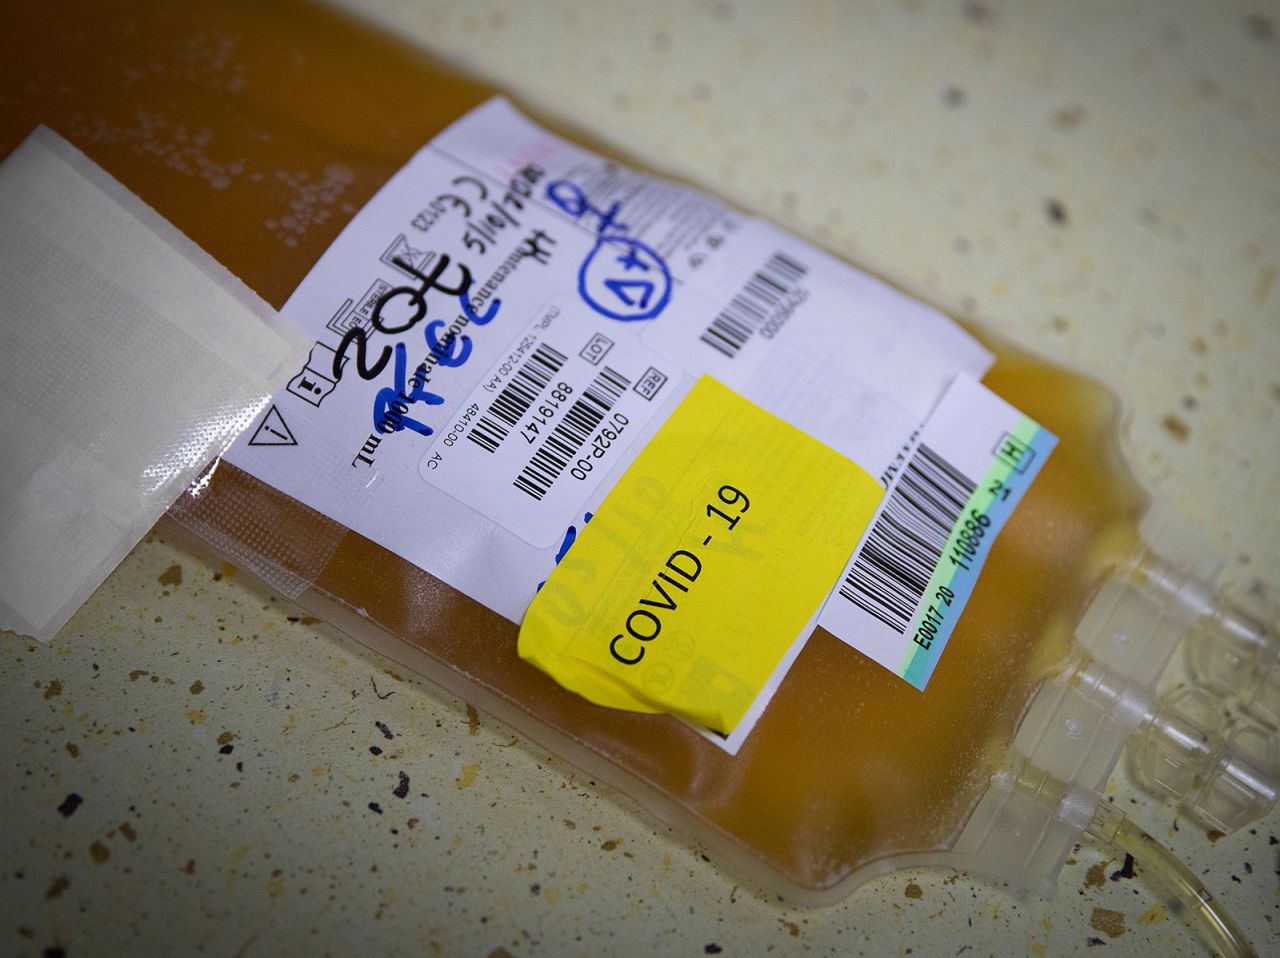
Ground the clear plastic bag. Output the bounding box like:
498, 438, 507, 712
7, 3, 1273, 946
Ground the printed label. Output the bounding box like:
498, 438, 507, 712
423, 300, 676, 547
640, 221, 994, 421
519, 376, 884, 734
432, 100, 994, 422
220, 97, 1023, 748
818, 374, 1057, 688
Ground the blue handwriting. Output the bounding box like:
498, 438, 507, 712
546, 179, 672, 322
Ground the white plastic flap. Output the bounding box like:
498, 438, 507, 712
0, 127, 305, 642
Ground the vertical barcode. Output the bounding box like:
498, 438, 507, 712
699, 251, 808, 358
513, 366, 631, 501
467, 343, 568, 453
838, 444, 977, 633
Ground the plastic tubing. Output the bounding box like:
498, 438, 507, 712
1013, 761, 1257, 958
1086, 803, 1257, 958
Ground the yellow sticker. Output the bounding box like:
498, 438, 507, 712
518, 376, 884, 734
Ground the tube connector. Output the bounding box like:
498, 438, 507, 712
1187, 589, 1280, 729
1132, 687, 1279, 834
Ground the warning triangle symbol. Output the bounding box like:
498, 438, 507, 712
248, 404, 297, 447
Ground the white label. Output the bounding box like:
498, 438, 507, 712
422, 299, 677, 547
818, 374, 1056, 689
223, 97, 1003, 744
739, 344, 918, 479
642, 222, 993, 421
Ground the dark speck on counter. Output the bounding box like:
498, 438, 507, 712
1045, 198, 1069, 225
1109, 854, 1136, 880
1244, 14, 1274, 41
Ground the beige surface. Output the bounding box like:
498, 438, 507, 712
3, 1, 1279, 955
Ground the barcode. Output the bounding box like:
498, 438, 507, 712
698, 251, 808, 358
468, 343, 568, 453
513, 366, 631, 501
838, 444, 977, 633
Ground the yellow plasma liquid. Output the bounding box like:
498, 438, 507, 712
2, 0, 1149, 896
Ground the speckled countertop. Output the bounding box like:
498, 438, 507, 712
4, 2, 1279, 956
